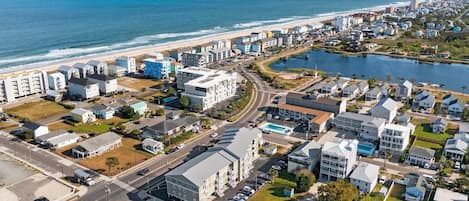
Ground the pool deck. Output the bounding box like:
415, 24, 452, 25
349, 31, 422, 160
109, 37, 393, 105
259, 122, 294, 136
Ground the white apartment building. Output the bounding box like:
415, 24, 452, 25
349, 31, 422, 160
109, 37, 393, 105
334, 16, 354, 31
380, 124, 411, 152
57, 65, 80, 81
0, 71, 49, 104
68, 78, 99, 100
166, 127, 262, 201
73, 63, 95, 78
177, 67, 237, 111
320, 139, 358, 181
333, 112, 386, 141
47, 72, 66, 90
115, 56, 137, 74
87, 74, 118, 94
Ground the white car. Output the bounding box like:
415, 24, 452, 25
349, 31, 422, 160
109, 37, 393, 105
177, 144, 185, 149
210, 133, 218, 138
271, 165, 282, 171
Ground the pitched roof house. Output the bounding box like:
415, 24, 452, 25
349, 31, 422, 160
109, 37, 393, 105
72, 132, 122, 158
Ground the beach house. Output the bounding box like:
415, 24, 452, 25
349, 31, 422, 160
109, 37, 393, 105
87, 74, 118, 95
406, 146, 435, 168
142, 138, 164, 154
371, 98, 398, 123
380, 124, 411, 153
72, 132, 122, 158
115, 56, 136, 74
443, 138, 468, 161
73, 63, 95, 78
57, 65, 80, 81
319, 139, 358, 181
71, 108, 96, 123
23, 121, 49, 139
287, 140, 321, 173
396, 80, 413, 101
431, 118, 447, 133
35, 130, 80, 149
349, 162, 380, 193
47, 72, 66, 90
143, 58, 171, 79
67, 78, 99, 100
91, 104, 115, 120
87, 60, 108, 75
143, 116, 200, 138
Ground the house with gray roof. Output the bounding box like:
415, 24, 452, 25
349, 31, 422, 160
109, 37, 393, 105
433, 188, 468, 201
342, 84, 359, 98
431, 118, 447, 134
333, 112, 386, 141
143, 116, 200, 138
350, 162, 380, 193
320, 139, 358, 181
360, 117, 386, 141
36, 129, 79, 149
442, 94, 458, 108
404, 173, 428, 201
287, 140, 321, 173
396, 80, 413, 100
68, 78, 100, 99
448, 99, 465, 114
142, 138, 164, 154
357, 81, 369, 94
320, 81, 338, 94
165, 127, 262, 201
87, 60, 108, 75
73, 63, 95, 78
57, 65, 80, 81
72, 132, 122, 158
406, 146, 435, 168
91, 104, 114, 120
371, 98, 398, 123
286, 92, 346, 114
23, 121, 49, 139
87, 74, 118, 94
458, 123, 469, 135
443, 138, 468, 161
365, 85, 389, 101
413, 90, 435, 110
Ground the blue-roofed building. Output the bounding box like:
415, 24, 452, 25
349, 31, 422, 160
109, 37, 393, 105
130, 101, 148, 115
143, 58, 171, 79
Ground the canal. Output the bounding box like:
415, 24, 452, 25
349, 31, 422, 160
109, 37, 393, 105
270, 49, 469, 92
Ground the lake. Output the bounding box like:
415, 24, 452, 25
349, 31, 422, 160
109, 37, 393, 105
269, 49, 469, 92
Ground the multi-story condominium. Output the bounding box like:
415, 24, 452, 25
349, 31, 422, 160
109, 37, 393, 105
380, 124, 411, 152
115, 56, 136, 74
320, 139, 358, 181
181, 52, 213, 67
278, 104, 333, 134
349, 162, 380, 193
143, 58, 171, 79
57, 65, 80, 81
165, 127, 262, 201
287, 140, 321, 173
334, 16, 354, 31
87, 60, 108, 75
73, 63, 95, 78
87, 74, 118, 95
68, 78, 99, 100
0, 71, 49, 104
286, 92, 346, 114
107, 65, 127, 77
371, 98, 398, 123
176, 67, 215, 89
406, 146, 435, 167
47, 72, 66, 90
178, 67, 237, 110
333, 112, 385, 141
396, 80, 413, 100
443, 138, 468, 161
209, 48, 232, 62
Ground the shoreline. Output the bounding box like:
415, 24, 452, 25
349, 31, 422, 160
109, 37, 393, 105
0, 2, 408, 75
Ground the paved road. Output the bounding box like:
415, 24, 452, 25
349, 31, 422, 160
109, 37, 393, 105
77, 65, 274, 201
360, 157, 437, 176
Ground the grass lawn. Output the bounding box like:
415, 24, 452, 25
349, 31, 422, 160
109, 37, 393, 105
47, 121, 73, 131
5, 101, 70, 121
386, 184, 406, 201
413, 120, 453, 143
117, 77, 162, 91
77, 137, 153, 176
413, 140, 443, 150
250, 171, 300, 201
72, 117, 125, 134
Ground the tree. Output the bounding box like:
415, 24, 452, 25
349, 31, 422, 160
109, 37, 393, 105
118, 105, 137, 119
155, 108, 165, 116
296, 174, 311, 193
318, 179, 359, 201
179, 96, 191, 108
166, 87, 176, 96
268, 169, 279, 184
295, 169, 316, 184
397, 42, 404, 48
105, 157, 120, 174
368, 77, 377, 88
193, 104, 202, 112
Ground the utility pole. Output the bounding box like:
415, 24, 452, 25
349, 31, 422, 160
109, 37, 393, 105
104, 185, 111, 201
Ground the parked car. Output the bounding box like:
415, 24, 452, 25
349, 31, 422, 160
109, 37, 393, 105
34, 197, 49, 201
137, 168, 150, 176
271, 165, 282, 171
166, 148, 178, 154
177, 143, 185, 149
210, 133, 218, 138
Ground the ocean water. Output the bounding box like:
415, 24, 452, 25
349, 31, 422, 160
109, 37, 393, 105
0, 0, 403, 69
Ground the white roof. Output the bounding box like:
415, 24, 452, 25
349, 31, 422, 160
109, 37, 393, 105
349, 162, 380, 183
384, 123, 411, 132
433, 188, 467, 201
322, 139, 358, 157
185, 68, 237, 88
374, 98, 398, 112
71, 108, 92, 116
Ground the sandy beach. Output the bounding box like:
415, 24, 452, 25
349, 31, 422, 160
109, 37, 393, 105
0, 2, 406, 75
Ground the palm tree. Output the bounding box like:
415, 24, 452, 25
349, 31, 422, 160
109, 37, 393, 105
461, 85, 467, 94
386, 74, 393, 82
105, 157, 120, 174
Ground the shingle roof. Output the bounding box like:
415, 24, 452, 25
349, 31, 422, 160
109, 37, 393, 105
288, 140, 321, 161
47, 133, 80, 146
215, 127, 262, 158
432, 118, 447, 126
374, 98, 398, 112
23, 121, 44, 130
68, 78, 96, 86
400, 80, 413, 89
278, 104, 332, 124
349, 162, 380, 183
142, 138, 163, 147
71, 108, 92, 116
76, 132, 121, 152
147, 116, 199, 133
91, 104, 109, 111
36, 129, 69, 142
409, 146, 435, 158
445, 139, 468, 152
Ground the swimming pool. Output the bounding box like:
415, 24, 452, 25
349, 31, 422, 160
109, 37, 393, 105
357, 143, 376, 156
259, 123, 293, 136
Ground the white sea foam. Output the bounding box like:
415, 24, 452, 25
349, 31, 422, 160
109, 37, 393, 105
0, 1, 411, 69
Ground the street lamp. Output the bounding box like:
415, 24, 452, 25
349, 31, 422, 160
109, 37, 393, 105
104, 185, 111, 201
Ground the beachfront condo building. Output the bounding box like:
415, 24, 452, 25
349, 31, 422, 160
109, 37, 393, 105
57, 65, 80, 81
182, 52, 213, 67
176, 67, 237, 111
334, 16, 354, 31
68, 78, 100, 100
166, 127, 262, 201
87, 60, 108, 75
319, 139, 358, 181
73, 63, 95, 78
47, 72, 66, 91
87, 74, 118, 95
0, 71, 49, 104
143, 58, 171, 79
380, 124, 411, 153
115, 56, 137, 74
